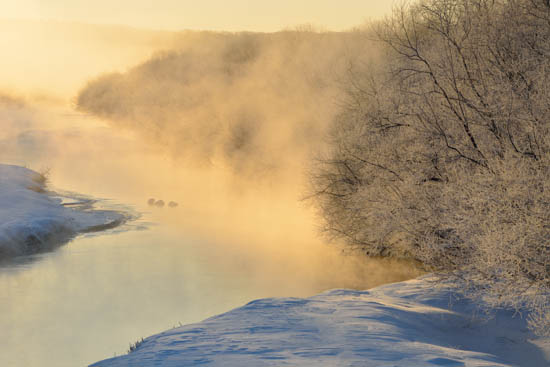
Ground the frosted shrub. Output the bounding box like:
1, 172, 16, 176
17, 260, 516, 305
311, 0, 550, 334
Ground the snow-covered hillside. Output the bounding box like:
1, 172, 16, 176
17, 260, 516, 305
0, 164, 129, 258
91, 277, 550, 367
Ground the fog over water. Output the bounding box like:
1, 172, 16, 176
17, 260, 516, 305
0, 21, 421, 367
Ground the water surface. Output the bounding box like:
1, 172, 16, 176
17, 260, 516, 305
0, 107, 420, 367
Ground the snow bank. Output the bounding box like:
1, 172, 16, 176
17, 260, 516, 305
91, 277, 549, 367
0, 164, 129, 258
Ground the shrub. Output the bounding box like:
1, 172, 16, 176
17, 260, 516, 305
311, 0, 550, 334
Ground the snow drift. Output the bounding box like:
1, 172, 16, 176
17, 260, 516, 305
0, 164, 130, 258
90, 277, 550, 367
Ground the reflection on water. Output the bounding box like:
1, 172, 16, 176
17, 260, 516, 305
1, 222, 334, 367
0, 106, 422, 367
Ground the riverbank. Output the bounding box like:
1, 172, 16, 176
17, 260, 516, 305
0, 164, 130, 259
91, 277, 550, 367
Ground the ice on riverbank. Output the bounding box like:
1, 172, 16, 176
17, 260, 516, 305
0, 164, 130, 258
91, 277, 550, 367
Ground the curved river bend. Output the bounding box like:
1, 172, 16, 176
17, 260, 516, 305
0, 108, 419, 367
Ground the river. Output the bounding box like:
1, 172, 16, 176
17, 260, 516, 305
0, 105, 420, 367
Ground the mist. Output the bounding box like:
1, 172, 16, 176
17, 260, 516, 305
0, 19, 180, 99
76, 29, 381, 182
0, 22, 420, 294
0, 19, 427, 367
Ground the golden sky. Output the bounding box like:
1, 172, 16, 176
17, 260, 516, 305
1, 0, 393, 31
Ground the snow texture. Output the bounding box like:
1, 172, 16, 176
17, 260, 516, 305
0, 164, 128, 258
91, 277, 550, 367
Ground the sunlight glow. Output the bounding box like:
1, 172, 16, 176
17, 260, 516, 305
0, 0, 393, 31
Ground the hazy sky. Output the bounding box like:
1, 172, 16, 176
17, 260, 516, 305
1, 0, 393, 31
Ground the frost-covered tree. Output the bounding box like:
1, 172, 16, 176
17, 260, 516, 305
311, 0, 550, 334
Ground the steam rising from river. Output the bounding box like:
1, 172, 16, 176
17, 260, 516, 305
76, 30, 379, 181
0, 24, 420, 293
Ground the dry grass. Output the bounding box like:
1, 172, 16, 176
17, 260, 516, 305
27, 168, 50, 193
